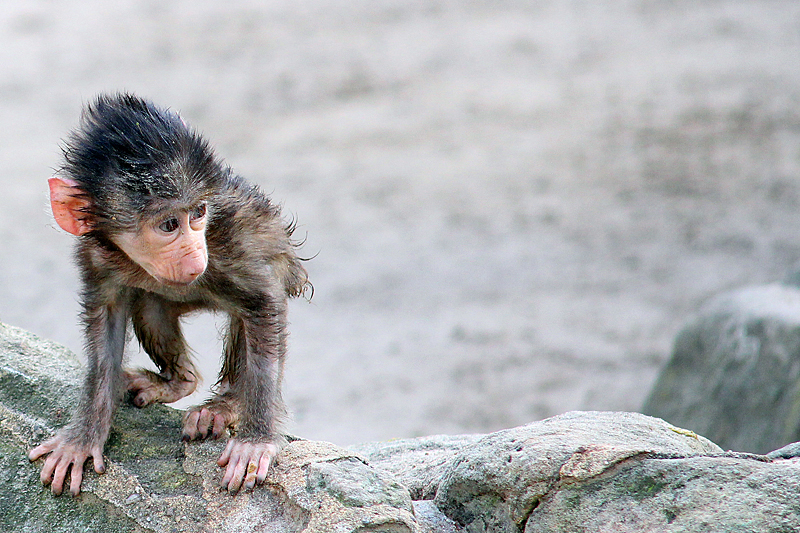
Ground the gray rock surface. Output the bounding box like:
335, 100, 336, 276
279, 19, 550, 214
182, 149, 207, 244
432, 411, 722, 532
643, 284, 800, 453
358, 410, 800, 533
350, 434, 483, 501
0, 323, 418, 533
7, 322, 800, 533
527, 454, 800, 532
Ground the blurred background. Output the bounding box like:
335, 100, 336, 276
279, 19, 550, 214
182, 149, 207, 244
0, 0, 798, 446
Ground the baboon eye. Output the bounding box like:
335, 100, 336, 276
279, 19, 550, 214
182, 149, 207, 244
159, 217, 179, 233
190, 202, 207, 221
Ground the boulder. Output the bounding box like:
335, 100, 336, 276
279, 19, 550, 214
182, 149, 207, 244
0, 323, 418, 533
434, 411, 721, 532
525, 452, 800, 532
642, 283, 800, 453
5, 322, 800, 533
359, 412, 800, 533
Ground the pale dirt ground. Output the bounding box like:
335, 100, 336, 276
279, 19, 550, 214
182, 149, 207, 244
0, 1, 799, 446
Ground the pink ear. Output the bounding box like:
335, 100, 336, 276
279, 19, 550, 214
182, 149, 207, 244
48, 177, 93, 236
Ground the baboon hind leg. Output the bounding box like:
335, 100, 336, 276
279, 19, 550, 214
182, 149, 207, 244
125, 294, 199, 407
182, 316, 248, 440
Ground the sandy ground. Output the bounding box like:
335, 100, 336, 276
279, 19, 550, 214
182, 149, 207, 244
0, 1, 799, 446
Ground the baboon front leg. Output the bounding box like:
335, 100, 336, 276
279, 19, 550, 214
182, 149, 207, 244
29, 296, 129, 496
182, 316, 245, 440
126, 294, 198, 407
184, 307, 287, 492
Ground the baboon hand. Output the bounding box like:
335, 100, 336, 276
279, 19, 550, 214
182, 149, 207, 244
29, 433, 105, 497
217, 438, 279, 493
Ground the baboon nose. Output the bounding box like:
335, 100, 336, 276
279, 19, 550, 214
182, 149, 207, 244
183, 267, 204, 283
181, 253, 207, 282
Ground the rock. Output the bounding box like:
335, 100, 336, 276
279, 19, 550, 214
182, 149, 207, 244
432, 411, 721, 532
270, 441, 416, 532
358, 410, 800, 532
527, 453, 800, 532
642, 284, 800, 453
7, 321, 800, 533
767, 441, 800, 459
411, 501, 463, 533
0, 323, 417, 533
350, 434, 483, 500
